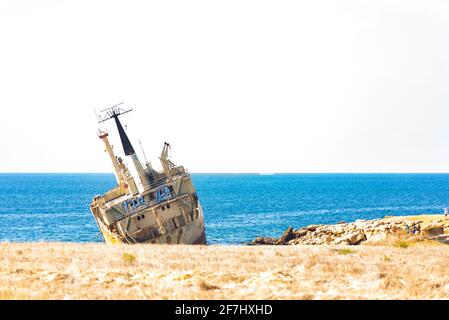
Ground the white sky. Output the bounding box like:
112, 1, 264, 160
0, 0, 448, 173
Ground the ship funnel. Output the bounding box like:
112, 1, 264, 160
114, 115, 136, 156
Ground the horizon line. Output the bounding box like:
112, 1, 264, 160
2, 172, 449, 175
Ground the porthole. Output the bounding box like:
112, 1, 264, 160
142, 215, 145, 219
167, 204, 170, 209
137, 216, 141, 221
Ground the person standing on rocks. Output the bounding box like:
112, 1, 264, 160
445, 207, 448, 219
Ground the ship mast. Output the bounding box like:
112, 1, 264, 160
97, 103, 150, 193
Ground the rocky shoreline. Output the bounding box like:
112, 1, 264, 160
251, 214, 449, 246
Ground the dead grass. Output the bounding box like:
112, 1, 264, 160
122, 253, 137, 264
394, 240, 411, 249
336, 248, 356, 255
1, 242, 449, 299
198, 279, 220, 291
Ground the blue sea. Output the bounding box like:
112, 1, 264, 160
1, 173, 449, 244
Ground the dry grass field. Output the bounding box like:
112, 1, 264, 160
1, 242, 449, 300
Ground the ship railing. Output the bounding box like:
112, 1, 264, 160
147, 176, 170, 190
146, 172, 189, 191
113, 192, 186, 222
102, 186, 126, 203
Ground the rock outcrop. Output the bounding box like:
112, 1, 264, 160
250, 215, 449, 246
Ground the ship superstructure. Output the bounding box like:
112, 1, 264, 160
90, 104, 206, 244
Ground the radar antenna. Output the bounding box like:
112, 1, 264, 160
96, 102, 133, 124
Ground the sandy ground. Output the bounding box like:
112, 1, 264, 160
1, 242, 449, 300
